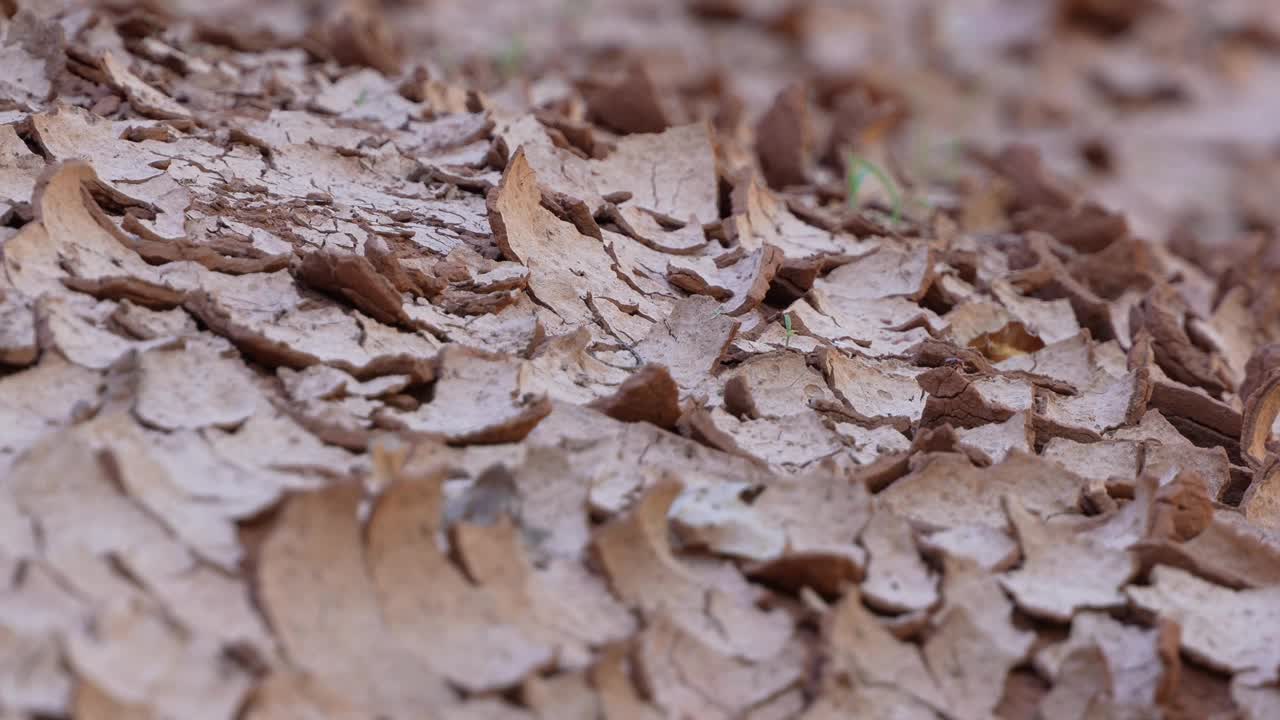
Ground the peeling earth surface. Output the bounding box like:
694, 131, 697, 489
4, 0, 1280, 718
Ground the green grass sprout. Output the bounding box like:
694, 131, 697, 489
783, 312, 794, 349
496, 33, 527, 80
846, 152, 903, 226
847, 162, 869, 207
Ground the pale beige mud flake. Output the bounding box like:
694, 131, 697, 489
378, 344, 550, 444
1128, 565, 1280, 683
860, 509, 938, 614
635, 613, 807, 720
98, 51, 193, 120
667, 244, 783, 317
256, 481, 456, 712
592, 481, 795, 662
1035, 612, 1174, 707
999, 496, 1136, 623
879, 451, 1087, 531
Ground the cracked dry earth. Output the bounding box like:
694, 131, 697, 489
5, 1, 1280, 719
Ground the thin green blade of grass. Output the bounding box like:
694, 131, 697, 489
846, 152, 903, 226
496, 34, 527, 80
847, 165, 868, 207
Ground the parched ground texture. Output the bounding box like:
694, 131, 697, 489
4, 0, 1280, 718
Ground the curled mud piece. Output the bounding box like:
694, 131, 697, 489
1242, 371, 1280, 470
